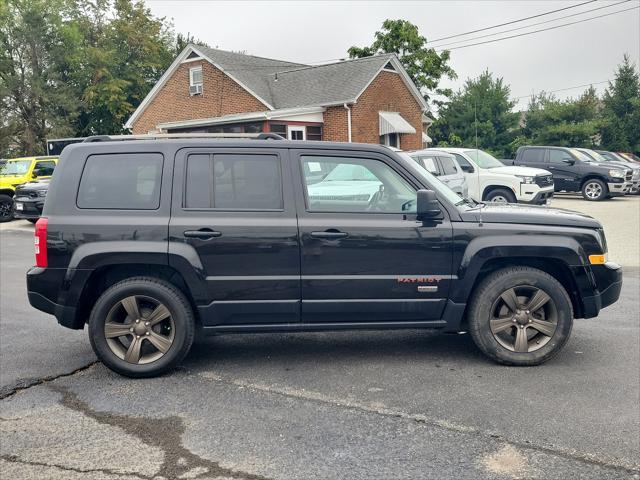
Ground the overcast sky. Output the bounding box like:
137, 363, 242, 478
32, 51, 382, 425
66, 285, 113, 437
145, 0, 640, 113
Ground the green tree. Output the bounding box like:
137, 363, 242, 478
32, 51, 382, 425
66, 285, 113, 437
348, 19, 456, 104
0, 0, 81, 156
599, 55, 640, 153
75, 0, 175, 136
431, 70, 519, 158
521, 87, 601, 148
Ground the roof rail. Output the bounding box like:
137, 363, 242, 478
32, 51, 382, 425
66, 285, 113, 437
82, 132, 285, 143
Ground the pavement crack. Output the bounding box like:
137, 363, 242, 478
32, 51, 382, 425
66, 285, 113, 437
0, 360, 100, 400
1, 454, 148, 478
206, 374, 640, 476
50, 385, 271, 480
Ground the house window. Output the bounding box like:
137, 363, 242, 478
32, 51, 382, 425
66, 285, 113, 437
189, 66, 203, 95
379, 133, 399, 148
269, 124, 287, 136
307, 125, 322, 141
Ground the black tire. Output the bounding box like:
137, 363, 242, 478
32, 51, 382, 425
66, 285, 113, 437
581, 179, 608, 201
88, 277, 195, 378
0, 194, 14, 223
485, 188, 517, 204
467, 267, 573, 366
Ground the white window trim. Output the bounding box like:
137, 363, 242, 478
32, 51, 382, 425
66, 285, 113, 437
189, 66, 203, 87
181, 56, 203, 64
287, 125, 306, 140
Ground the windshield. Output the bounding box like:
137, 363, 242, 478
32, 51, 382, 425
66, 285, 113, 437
323, 164, 379, 182
397, 152, 470, 207
570, 149, 594, 162
463, 149, 504, 169
580, 149, 608, 163
0, 160, 31, 176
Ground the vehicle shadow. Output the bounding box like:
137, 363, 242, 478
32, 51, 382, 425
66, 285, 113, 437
182, 329, 487, 369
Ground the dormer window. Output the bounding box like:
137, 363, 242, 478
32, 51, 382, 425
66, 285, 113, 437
189, 66, 203, 96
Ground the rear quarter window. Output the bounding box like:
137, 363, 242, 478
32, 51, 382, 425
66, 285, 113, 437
77, 153, 163, 209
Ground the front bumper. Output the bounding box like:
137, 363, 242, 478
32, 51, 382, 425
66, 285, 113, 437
607, 181, 631, 196
580, 262, 623, 318
12, 197, 44, 219
519, 189, 554, 205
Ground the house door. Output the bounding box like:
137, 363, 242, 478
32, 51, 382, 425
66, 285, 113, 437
288, 125, 306, 141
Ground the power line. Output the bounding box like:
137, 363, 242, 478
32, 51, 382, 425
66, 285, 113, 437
431, 0, 630, 48
436, 5, 639, 52
514, 80, 610, 101
428, 0, 597, 43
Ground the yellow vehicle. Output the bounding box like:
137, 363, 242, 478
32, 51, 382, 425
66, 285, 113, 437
0, 156, 58, 222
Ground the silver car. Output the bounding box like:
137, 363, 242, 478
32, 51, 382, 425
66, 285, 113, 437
409, 149, 468, 197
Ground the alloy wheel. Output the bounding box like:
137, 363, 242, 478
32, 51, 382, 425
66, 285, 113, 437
584, 182, 602, 199
0, 201, 12, 220
489, 285, 558, 353
104, 295, 175, 364
489, 195, 509, 204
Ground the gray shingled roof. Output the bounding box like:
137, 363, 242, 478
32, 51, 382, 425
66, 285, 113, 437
196, 45, 395, 109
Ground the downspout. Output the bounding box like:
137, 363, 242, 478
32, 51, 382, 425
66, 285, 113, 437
343, 103, 352, 142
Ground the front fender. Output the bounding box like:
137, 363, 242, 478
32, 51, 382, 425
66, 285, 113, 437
451, 234, 586, 304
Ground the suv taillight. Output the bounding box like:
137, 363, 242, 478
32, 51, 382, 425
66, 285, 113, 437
35, 217, 48, 267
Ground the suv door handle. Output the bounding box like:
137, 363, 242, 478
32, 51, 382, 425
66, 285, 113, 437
184, 229, 222, 239
310, 229, 348, 239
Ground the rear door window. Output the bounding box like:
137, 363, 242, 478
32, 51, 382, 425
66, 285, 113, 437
439, 156, 458, 175
184, 153, 283, 210
520, 148, 546, 163
418, 156, 440, 175
77, 153, 163, 209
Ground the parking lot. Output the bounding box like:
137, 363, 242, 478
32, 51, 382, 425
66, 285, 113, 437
1, 195, 638, 479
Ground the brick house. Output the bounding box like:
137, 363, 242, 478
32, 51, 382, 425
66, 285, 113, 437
125, 44, 430, 150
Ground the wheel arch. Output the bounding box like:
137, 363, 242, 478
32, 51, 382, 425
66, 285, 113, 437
0, 189, 15, 198
74, 264, 200, 330
580, 175, 608, 189
481, 184, 516, 201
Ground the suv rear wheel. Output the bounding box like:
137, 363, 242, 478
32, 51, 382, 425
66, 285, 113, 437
88, 277, 195, 377
485, 188, 516, 204
0, 194, 14, 222
581, 179, 608, 201
467, 267, 573, 366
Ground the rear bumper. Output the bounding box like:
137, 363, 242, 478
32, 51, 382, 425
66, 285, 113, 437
579, 262, 623, 318
26, 266, 86, 329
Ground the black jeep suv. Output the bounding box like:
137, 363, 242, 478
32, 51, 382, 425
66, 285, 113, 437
27, 135, 623, 377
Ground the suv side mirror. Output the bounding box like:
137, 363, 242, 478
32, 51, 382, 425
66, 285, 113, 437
460, 164, 474, 173
32, 168, 42, 178
562, 158, 575, 165
417, 189, 442, 219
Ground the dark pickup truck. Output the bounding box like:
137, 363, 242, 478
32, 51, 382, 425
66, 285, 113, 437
27, 134, 622, 377
506, 146, 632, 201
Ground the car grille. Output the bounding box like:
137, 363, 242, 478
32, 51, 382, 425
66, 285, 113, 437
625, 169, 633, 181
14, 187, 38, 199
535, 175, 554, 187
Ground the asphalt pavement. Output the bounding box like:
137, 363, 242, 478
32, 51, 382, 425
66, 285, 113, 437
1, 197, 639, 479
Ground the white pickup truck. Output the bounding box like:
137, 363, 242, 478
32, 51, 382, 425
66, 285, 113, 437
422, 148, 554, 204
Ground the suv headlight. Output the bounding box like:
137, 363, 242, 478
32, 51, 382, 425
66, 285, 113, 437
609, 169, 625, 178
516, 175, 535, 184
37, 189, 47, 198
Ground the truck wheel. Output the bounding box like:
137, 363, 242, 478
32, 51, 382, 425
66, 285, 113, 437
0, 194, 14, 222
88, 277, 195, 378
485, 188, 516, 204
581, 179, 608, 201
467, 267, 573, 366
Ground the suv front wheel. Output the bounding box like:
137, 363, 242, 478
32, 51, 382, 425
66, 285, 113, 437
0, 194, 14, 222
88, 277, 195, 377
467, 267, 573, 366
